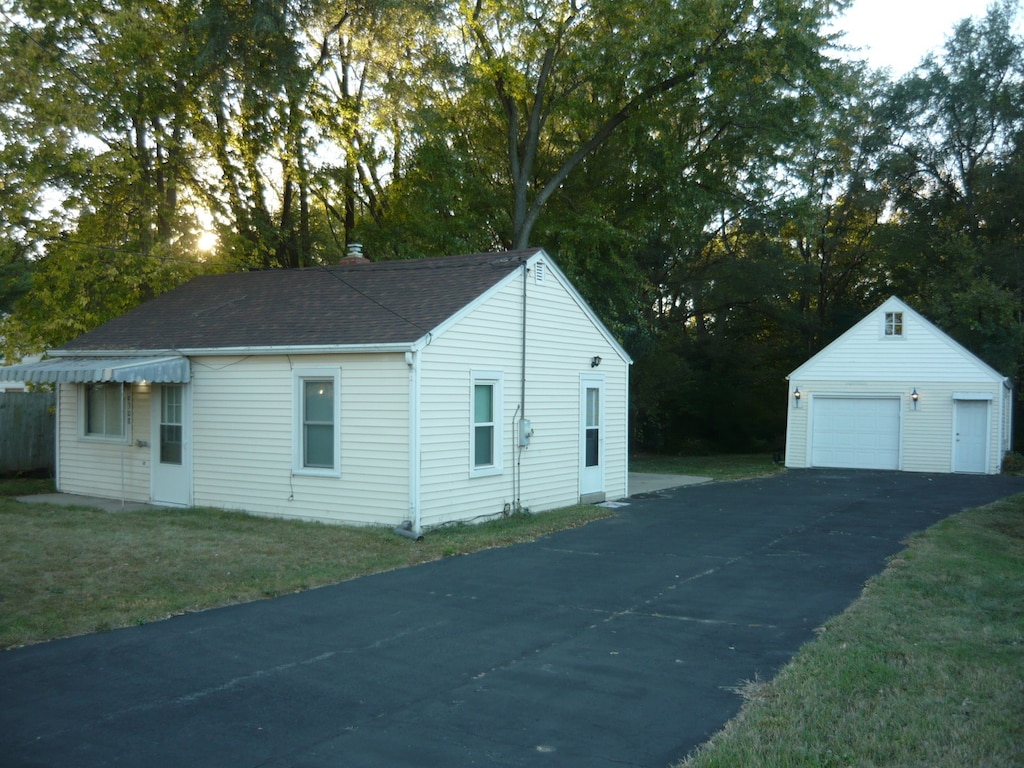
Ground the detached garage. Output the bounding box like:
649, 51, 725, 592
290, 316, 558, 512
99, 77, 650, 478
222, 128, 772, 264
786, 297, 1012, 475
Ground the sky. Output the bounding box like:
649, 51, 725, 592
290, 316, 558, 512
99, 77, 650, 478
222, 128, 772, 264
830, 0, 1001, 76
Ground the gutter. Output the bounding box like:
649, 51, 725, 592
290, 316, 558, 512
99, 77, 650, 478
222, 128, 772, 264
395, 350, 424, 540
52, 343, 418, 358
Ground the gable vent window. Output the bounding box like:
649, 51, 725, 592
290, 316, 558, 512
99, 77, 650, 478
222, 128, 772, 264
884, 311, 904, 337
535, 262, 545, 284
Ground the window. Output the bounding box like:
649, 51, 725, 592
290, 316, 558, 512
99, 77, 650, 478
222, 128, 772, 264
884, 311, 903, 337
470, 371, 503, 477
160, 385, 183, 465
585, 385, 600, 468
293, 368, 340, 476
83, 383, 127, 440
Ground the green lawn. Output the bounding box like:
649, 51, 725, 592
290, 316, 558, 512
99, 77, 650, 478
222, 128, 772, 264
4, 471, 1021, 766
0, 479, 611, 649
679, 494, 1024, 768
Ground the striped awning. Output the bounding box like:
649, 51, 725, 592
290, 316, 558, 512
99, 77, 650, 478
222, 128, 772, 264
0, 356, 190, 384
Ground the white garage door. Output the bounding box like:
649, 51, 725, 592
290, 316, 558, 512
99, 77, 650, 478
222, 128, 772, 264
811, 397, 900, 470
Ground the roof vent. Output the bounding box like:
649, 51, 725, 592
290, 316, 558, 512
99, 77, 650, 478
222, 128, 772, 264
338, 243, 369, 266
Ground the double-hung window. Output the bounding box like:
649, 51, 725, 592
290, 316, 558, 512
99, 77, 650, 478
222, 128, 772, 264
293, 367, 341, 476
884, 311, 903, 337
83, 383, 127, 441
470, 371, 503, 477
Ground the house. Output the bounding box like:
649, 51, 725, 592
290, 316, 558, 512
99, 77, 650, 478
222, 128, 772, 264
785, 296, 1012, 475
0, 249, 632, 532
0, 351, 41, 392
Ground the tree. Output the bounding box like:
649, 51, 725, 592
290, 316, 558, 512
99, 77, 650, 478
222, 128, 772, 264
430, 0, 849, 249
0, 0, 215, 354
881, 0, 1024, 377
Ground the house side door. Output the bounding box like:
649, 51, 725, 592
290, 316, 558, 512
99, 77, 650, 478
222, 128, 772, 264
954, 399, 989, 474
580, 375, 604, 500
151, 384, 191, 506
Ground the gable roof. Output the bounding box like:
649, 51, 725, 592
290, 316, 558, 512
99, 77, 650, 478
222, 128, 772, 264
788, 296, 1007, 384
57, 250, 539, 353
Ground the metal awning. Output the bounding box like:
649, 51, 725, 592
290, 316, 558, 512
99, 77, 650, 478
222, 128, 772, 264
0, 356, 190, 384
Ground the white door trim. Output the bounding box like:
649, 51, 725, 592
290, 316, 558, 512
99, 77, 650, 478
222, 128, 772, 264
580, 374, 605, 501
151, 383, 192, 506
953, 398, 990, 474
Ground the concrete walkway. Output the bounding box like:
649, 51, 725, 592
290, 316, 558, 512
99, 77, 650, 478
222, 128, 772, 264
628, 472, 712, 495
15, 492, 158, 512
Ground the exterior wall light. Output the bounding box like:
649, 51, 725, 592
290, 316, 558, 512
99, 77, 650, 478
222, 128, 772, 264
793, 387, 801, 408
591, 356, 602, 368
911, 388, 919, 409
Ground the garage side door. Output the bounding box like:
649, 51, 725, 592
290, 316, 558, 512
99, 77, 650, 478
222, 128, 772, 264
811, 397, 900, 470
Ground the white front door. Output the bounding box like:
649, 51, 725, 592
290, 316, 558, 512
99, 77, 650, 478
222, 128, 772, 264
580, 375, 604, 499
954, 399, 989, 474
152, 384, 190, 506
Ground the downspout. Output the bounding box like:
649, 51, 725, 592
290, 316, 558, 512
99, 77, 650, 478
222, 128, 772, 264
1009, 379, 1015, 453
119, 382, 126, 511
396, 350, 423, 540
55, 384, 62, 492
517, 259, 528, 511
1005, 377, 1014, 455
624, 357, 631, 498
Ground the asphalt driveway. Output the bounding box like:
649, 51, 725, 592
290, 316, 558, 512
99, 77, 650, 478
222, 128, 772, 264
3, 469, 1023, 768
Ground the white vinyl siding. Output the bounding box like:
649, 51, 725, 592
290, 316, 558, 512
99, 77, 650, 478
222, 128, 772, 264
418, 259, 629, 528
190, 354, 409, 526
50, 251, 632, 523
57, 383, 152, 500
523, 267, 628, 508
787, 298, 1009, 475
790, 299, 1005, 385
787, 379, 1006, 475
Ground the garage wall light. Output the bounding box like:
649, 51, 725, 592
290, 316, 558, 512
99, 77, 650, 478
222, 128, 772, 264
793, 387, 801, 408
911, 388, 919, 410
591, 356, 602, 368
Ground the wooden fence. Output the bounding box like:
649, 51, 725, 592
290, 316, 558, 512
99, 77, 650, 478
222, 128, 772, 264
0, 392, 56, 476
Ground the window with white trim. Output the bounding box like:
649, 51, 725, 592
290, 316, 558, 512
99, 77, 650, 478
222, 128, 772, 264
293, 367, 341, 476
470, 371, 503, 477
82, 383, 128, 441
884, 311, 904, 337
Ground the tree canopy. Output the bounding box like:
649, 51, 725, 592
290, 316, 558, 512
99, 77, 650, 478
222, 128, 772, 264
2, 0, 1023, 452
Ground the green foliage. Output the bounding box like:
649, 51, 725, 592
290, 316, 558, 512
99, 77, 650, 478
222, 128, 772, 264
1001, 451, 1024, 473
2, 237, 200, 355
3, 0, 1024, 452
878, 0, 1024, 434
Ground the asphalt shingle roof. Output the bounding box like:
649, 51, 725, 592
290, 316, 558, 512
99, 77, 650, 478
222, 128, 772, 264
59, 250, 538, 352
